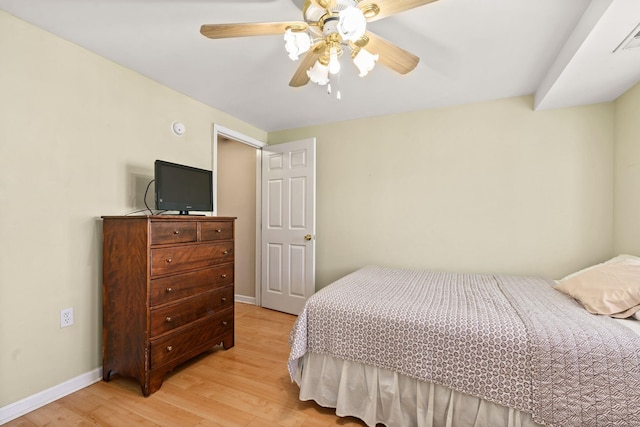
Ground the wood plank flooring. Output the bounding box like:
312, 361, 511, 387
6, 303, 368, 427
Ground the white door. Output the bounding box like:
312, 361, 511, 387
261, 138, 316, 315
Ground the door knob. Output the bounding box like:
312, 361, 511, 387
304, 234, 312, 241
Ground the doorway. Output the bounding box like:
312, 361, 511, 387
213, 125, 266, 305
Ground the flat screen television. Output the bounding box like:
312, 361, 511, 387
154, 160, 213, 215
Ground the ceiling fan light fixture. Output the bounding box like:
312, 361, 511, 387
307, 60, 330, 85
200, 0, 431, 94
353, 47, 378, 77
284, 28, 312, 61
337, 6, 367, 42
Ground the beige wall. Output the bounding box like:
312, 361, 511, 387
217, 139, 257, 298
613, 82, 640, 256
0, 10, 266, 408
270, 96, 616, 287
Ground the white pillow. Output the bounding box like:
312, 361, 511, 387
556, 258, 640, 318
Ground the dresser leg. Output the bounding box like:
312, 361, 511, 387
103, 367, 113, 382
145, 372, 165, 397
222, 333, 234, 350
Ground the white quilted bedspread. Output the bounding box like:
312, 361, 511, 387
288, 266, 640, 427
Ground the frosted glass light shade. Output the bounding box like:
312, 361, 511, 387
353, 48, 378, 77
284, 29, 312, 61
307, 61, 329, 85
337, 6, 367, 42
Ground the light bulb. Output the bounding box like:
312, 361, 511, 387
329, 46, 341, 75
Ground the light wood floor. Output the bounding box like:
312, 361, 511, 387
6, 303, 368, 427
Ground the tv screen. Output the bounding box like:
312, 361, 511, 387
154, 160, 213, 214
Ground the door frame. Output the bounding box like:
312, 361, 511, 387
212, 124, 266, 306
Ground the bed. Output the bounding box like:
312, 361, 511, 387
288, 259, 640, 427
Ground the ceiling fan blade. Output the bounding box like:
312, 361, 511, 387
364, 31, 419, 75
200, 21, 308, 39
289, 41, 327, 87
359, 0, 439, 22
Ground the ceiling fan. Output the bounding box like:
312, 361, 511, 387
200, 0, 439, 96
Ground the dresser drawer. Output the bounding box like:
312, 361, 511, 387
151, 221, 197, 245
151, 242, 234, 277
150, 286, 234, 336
201, 221, 233, 241
150, 264, 233, 306
150, 310, 233, 369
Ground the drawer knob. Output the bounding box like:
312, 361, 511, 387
165, 316, 172, 323
166, 258, 173, 264
216, 229, 222, 233
166, 287, 173, 293
222, 321, 228, 326
221, 274, 227, 278
166, 346, 173, 352
223, 251, 229, 255
173, 230, 180, 235
221, 297, 227, 302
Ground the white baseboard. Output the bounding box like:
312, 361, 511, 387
234, 294, 256, 305
0, 368, 102, 425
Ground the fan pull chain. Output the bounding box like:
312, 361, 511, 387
327, 72, 342, 100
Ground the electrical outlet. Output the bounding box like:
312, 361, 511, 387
60, 307, 74, 328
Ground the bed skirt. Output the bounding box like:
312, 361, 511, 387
294, 352, 543, 427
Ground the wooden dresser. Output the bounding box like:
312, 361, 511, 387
101, 215, 235, 396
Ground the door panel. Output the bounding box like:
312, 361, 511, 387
267, 243, 283, 292
267, 179, 283, 227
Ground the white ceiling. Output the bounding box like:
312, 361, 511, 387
1, 0, 639, 132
